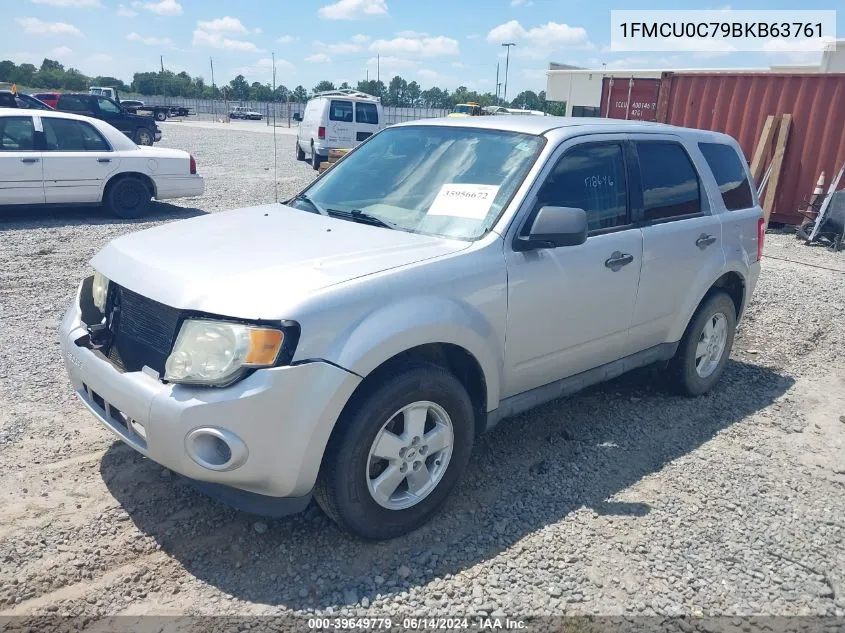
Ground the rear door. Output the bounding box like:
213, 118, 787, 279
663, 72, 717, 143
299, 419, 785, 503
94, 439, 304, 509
0, 114, 44, 205
327, 99, 354, 148
40, 116, 119, 204
353, 101, 380, 145
627, 136, 725, 350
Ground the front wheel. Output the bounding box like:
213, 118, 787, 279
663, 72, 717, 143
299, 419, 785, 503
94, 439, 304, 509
315, 364, 475, 540
135, 128, 154, 146
295, 140, 305, 161
668, 291, 737, 396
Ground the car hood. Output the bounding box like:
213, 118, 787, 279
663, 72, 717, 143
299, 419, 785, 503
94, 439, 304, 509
91, 203, 470, 319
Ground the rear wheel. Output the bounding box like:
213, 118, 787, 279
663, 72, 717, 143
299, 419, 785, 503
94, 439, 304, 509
668, 291, 736, 396
295, 140, 306, 161
105, 176, 152, 219
154, 110, 167, 122
135, 128, 153, 146
311, 141, 324, 171
315, 364, 474, 540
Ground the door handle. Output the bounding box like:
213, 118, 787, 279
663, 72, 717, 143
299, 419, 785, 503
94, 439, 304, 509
97, 158, 112, 163
696, 233, 717, 249
605, 251, 634, 271
21, 157, 40, 164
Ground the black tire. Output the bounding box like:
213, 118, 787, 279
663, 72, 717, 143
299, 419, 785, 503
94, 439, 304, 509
315, 364, 475, 540
155, 110, 167, 122
135, 128, 154, 146
105, 176, 152, 219
295, 140, 306, 161
311, 142, 324, 171
668, 291, 736, 396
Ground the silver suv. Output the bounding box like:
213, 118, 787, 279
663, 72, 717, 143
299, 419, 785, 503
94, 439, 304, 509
60, 117, 763, 539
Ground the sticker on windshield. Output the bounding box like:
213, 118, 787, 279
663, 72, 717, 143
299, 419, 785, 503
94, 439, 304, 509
428, 184, 500, 220
515, 142, 534, 152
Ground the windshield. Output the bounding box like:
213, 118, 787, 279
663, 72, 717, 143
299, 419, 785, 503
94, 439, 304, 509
453, 105, 471, 114
293, 125, 544, 240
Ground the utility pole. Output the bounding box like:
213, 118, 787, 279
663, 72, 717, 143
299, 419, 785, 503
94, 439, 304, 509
495, 62, 499, 103
501, 43, 515, 103
377, 54, 380, 86
160, 55, 166, 105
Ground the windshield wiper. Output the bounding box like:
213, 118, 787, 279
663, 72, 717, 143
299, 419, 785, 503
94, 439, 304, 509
287, 192, 327, 215
327, 208, 397, 230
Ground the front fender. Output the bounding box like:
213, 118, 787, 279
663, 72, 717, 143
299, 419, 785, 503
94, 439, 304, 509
325, 295, 503, 412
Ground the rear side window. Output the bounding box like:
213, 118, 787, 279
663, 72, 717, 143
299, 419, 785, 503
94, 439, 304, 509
356, 102, 379, 124
698, 142, 754, 211
636, 141, 701, 222
58, 95, 92, 113
329, 100, 353, 123
0, 117, 36, 151
536, 143, 629, 232
43, 118, 110, 152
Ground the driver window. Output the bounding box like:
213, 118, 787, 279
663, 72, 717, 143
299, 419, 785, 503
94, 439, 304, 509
97, 97, 122, 114
42, 118, 111, 152
535, 143, 629, 232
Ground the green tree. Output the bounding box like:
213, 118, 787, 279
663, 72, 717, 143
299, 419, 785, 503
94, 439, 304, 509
228, 74, 250, 101
509, 90, 542, 110
63, 68, 88, 91
312, 80, 335, 94
40, 58, 64, 74
292, 85, 308, 102
13, 63, 37, 86
387, 75, 407, 107
250, 81, 273, 101
405, 80, 421, 106
339, 81, 350, 89
0, 60, 16, 82
356, 79, 385, 99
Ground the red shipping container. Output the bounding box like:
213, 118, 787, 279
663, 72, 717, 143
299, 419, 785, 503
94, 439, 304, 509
655, 72, 845, 225
600, 77, 661, 121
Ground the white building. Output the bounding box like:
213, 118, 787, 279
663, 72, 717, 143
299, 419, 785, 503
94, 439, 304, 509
546, 39, 845, 115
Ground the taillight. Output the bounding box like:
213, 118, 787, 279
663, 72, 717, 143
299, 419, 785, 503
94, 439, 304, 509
318, 126, 326, 140
189, 154, 197, 175
757, 217, 765, 260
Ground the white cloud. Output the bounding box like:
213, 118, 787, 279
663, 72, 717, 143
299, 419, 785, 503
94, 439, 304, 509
305, 53, 332, 63
51, 46, 73, 58
86, 53, 113, 64
197, 16, 249, 35
487, 20, 592, 52
131, 0, 182, 16
318, 0, 388, 20
127, 31, 173, 47
510, 0, 534, 5
15, 17, 83, 37
396, 30, 428, 38
417, 68, 440, 80
192, 19, 262, 51
315, 34, 370, 54
116, 4, 136, 16
254, 28, 262, 35
32, 0, 101, 7
370, 35, 459, 57
277, 35, 298, 44
366, 55, 417, 68
235, 57, 296, 80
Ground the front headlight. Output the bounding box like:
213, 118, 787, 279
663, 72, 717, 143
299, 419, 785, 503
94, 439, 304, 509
164, 319, 285, 386
92, 271, 109, 312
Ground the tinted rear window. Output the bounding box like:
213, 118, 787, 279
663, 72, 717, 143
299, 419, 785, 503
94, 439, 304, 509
329, 100, 353, 123
636, 141, 701, 222
698, 142, 754, 211
58, 95, 91, 112
356, 102, 378, 124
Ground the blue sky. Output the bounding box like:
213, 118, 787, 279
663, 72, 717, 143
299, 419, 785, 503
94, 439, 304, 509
3, 0, 841, 96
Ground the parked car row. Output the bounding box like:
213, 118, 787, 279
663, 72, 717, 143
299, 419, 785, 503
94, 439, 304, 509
59, 113, 764, 540
0, 108, 203, 217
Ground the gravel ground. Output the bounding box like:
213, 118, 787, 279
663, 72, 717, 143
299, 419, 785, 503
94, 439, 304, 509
1, 123, 844, 630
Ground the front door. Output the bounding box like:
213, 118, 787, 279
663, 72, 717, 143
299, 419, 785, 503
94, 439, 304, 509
0, 114, 44, 205
327, 99, 355, 148
95, 96, 131, 136
627, 137, 725, 351
40, 116, 119, 204
503, 137, 644, 398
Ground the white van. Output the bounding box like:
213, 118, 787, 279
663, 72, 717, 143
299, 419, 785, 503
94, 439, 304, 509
295, 89, 384, 170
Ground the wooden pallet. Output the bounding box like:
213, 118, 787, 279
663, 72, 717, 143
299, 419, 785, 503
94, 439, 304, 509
318, 148, 351, 174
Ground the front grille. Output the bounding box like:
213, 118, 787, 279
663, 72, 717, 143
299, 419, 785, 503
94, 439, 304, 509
106, 285, 181, 375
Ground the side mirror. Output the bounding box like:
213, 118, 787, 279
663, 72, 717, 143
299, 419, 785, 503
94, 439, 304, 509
292, 112, 302, 122
515, 206, 588, 251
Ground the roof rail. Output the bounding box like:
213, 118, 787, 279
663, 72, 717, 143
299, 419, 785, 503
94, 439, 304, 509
313, 88, 380, 102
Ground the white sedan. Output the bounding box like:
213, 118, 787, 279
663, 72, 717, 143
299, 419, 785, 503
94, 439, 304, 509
0, 107, 204, 218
